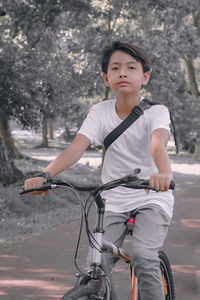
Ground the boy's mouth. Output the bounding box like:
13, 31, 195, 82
118, 81, 129, 86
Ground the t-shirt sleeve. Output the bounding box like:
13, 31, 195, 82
148, 105, 171, 134
77, 104, 104, 146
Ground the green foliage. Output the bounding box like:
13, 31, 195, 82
0, 0, 199, 148
1, 0, 91, 44
0, 44, 37, 127
0, 0, 93, 130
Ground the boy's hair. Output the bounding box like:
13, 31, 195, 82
101, 41, 150, 74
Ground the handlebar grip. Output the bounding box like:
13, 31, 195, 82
169, 180, 175, 190
146, 180, 175, 190
20, 184, 52, 195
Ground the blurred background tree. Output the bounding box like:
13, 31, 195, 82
0, 0, 91, 153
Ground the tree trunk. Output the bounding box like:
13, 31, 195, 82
193, 143, 200, 161
0, 112, 23, 158
35, 113, 49, 148
183, 55, 200, 97
103, 86, 110, 101
36, 113, 49, 148
48, 119, 54, 139
0, 137, 24, 186
183, 55, 200, 160
42, 114, 48, 147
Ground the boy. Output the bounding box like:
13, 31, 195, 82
24, 41, 174, 300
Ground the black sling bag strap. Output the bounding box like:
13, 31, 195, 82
103, 105, 144, 151
103, 98, 179, 153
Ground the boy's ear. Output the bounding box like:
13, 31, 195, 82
102, 73, 109, 87
142, 71, 150, 86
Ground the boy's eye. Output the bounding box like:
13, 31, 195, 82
111, 67, 119, 70
129, 66, 136, 70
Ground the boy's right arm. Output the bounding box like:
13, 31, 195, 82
24, 134, 91, 190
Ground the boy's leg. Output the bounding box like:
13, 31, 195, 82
131, 204, 171, 300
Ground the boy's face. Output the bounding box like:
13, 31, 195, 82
102, 50, 150, 95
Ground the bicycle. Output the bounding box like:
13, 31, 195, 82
21, 168, 176, 300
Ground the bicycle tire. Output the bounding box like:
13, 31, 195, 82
60, 287, 77, 299
159, 250, 176, 300
78, 274, 110, 299
60, 285, 100, 300
136, 252, 175, 300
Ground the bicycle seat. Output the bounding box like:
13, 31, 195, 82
126, 217, 135, 235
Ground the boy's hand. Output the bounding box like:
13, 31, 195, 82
24, 177, 51, 196
147, 173, 173, 193
24, 177, 46, 191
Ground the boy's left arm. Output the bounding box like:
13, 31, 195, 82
150, 128, 173, 192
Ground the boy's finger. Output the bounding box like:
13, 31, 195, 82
42, 190, 51, 196
152, 177, 160, 191
29, 190, 51, 196
149, 176, 154, 188
159, 180, 165, 192
164, 179, 170, 191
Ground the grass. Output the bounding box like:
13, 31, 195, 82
0, 154, 101, 245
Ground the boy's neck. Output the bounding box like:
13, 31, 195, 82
115, 93, 141, 120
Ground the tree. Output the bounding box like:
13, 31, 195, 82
0, 0, 93, 185
0, 4, 37, 157
0, 0, 93, 151
0, 42, 37, 157
151, 0, 200, 157
0, 137, 24, 186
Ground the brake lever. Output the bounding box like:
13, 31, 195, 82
122, 169, 141, 183
133, 168, 141, 175
121, 174, 138, 183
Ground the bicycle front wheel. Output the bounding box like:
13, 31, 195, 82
61, 286, 100, 300
159, 250, 175, 300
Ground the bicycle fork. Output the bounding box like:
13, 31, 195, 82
130, 265, 139, 300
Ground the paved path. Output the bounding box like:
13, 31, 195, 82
0, 178, 200, 300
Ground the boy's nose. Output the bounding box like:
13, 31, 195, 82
119, 74, 127, 77
119, 69, 127, 77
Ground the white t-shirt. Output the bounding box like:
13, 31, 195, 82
78, 99, 174, 217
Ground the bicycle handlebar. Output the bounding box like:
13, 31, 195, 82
20, 172, 175, 195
